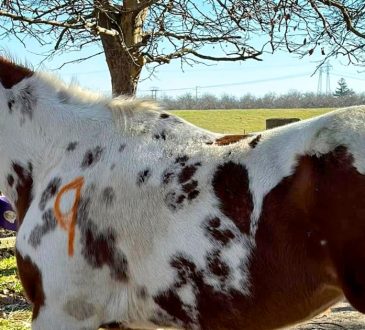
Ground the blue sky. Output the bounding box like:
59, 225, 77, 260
1, 34, 364, 98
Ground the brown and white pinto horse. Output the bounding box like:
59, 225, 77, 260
1, 57, 365, 330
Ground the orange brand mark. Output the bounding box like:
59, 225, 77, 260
54, 177, 84, 256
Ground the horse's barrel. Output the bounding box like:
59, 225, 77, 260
266, 118, 300, 129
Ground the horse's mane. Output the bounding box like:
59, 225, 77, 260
35, 71, 162, 134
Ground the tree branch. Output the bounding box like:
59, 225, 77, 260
145, 47, 262, 64
0, 9, 119, 36
318, 0, 365, 38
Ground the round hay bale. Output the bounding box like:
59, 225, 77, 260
266, 118, 300, 130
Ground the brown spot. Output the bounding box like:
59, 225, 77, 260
176, 195, 186, 204
101, 187, 115, 206
187, 190, 200, 201
155, 254, 233, 328
137, 169, 151, 186
16, 250, 45, 320
155, 256, 199, 325
12, 163, 33, 227
154, 289, 193, 326
66, 142, 78, 152
7, 174, 14, 187
160, 113, 170, 119
28, 209, 57, 248
39, 177, 62, 211
154, 131, 167, 140
162, 171, 175, 185
81, 221, 129, 282
137, 286, 148, 300
249, 134, 262, 149
81, 146, 104, 169
204, 217, 235, 246
178, 165, 198, 184
215, 135, 250, 146
212, 162, 253, 234
207, 250, 230, 281
58, 90, 70, 103
118, 144, 126, 152
164, 191, 179, 211
19, 85, 35, 121
182, 180, 198, 193
100, 321, 126, 329
8, 98, 14, 112
0, 57, 33, 89
175, 155, 189, 165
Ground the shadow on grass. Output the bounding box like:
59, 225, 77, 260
0, 266, 17, 278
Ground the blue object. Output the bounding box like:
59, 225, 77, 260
0, 195, 17, 231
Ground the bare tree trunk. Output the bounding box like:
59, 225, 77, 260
96, 1, 147, 96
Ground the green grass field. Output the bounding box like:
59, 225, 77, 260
0, 255, 31, 330
0, 108, 335, 330
171, 108, 333, 133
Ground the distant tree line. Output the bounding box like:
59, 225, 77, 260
160, 89, 365, 110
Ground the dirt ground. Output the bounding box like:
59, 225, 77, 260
2, 228, 365, 329
290, 301, 365, 329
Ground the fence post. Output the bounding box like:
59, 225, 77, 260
266, 118, 300, 130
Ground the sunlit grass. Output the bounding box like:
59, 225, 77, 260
170, 108, 334, 133
0, 256, 31, 330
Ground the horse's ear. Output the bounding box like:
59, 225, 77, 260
0, 57, 33, 89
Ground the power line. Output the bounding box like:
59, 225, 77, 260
139, 72, 311, 93
332, 72, 365, 81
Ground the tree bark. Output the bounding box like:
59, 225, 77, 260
96, 1, 147, 96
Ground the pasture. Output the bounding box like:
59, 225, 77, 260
1, 107, 364, 330
171, 108, 333, 133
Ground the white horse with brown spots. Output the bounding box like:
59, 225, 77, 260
1, 57, 365, 330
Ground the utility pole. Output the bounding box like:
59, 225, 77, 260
195, 86, 199, 102
325, 62, 332, 95
317, 67, 323, 95
150, 87, 158, 100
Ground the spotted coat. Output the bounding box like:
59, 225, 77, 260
1, 58, 365, 330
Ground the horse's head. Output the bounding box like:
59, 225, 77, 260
314, 146, 365, 312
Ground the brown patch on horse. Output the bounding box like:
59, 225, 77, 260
212, 162, 253, 234
0, 57, 33, 89
215, 135, 250, 146
12, 163, 33, 227
313, 146, 365, 313
179, 165, 198, 184
206, 249, 230, 281
249, 134, 262, 149
179, 154, 341, 330
80, 218, 129, 282
16, 250, 45, 320
203, 217, 235, 246
155, 151, 354, 330
39, 177, 62, 211
213, 154, 341, 330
